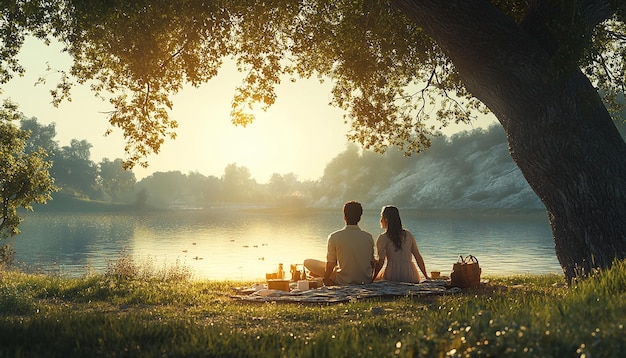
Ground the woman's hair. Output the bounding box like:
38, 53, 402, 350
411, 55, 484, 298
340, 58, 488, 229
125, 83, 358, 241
382, 205, 405, 251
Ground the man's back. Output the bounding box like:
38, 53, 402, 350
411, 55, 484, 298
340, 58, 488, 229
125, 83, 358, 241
327, 225, 375, 285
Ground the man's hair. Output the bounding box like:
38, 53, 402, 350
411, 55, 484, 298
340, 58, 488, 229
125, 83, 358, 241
343, 201, 363, 224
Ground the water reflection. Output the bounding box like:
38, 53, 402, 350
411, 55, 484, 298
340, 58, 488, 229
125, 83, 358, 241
11, 208, 561, 280
10, 213, 134, 275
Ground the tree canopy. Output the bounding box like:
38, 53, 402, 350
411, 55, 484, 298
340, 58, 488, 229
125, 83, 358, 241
2, 1, 621, 168
0, 102, 56, 237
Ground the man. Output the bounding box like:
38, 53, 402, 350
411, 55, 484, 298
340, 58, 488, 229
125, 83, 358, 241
304, 201, 376, 286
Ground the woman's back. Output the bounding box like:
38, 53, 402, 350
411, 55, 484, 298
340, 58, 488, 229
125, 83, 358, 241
376, 230, 420, 283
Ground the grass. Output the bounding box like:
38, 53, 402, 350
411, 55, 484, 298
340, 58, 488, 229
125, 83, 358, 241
1, 258, 626, 357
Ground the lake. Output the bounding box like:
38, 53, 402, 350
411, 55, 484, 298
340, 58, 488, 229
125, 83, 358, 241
9, 208, 562, 280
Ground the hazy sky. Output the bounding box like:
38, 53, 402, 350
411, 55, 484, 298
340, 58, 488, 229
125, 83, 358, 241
3, 38, 494, 182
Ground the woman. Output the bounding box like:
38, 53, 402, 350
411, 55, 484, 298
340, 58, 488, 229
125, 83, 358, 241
373, 205, 429, 283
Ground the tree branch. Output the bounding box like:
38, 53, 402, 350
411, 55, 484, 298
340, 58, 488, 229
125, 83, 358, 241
159, 39, 190, 71
0, 197, 8, 233
577, 0, 618, 28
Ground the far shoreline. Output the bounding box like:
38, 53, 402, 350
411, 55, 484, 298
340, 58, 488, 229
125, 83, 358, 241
27, 193, 548, 218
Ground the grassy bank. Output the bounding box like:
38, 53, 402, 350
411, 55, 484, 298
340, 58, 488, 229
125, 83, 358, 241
1, 259, 625, 357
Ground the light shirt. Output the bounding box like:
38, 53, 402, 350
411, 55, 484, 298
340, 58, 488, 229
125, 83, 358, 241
376, 230, 421, 283
326, 225, 375, 285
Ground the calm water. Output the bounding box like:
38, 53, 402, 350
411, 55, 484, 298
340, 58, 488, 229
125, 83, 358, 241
10, 208, 562, 280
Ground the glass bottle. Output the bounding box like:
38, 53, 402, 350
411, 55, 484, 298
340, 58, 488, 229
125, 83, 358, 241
278, 263, 284, 279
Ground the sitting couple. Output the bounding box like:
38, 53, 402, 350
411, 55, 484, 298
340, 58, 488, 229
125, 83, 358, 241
304, 201, 429, 286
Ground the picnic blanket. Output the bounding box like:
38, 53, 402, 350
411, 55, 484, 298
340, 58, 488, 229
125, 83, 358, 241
231, 279, 460, 303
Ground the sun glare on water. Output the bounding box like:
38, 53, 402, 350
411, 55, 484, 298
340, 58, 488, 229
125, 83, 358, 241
128, 210, 331, 280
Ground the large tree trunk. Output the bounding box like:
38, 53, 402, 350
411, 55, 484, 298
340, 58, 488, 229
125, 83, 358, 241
393, 0, 626, 282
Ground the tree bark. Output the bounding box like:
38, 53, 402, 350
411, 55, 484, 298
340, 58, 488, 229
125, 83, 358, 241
392, 0, 626, 282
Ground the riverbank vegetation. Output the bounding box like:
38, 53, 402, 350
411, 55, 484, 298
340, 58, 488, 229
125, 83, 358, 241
28, 116, 626, 213
1, 257, 625, 357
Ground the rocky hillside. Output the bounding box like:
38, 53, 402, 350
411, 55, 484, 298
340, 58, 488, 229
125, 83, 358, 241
313, 121, 625, 210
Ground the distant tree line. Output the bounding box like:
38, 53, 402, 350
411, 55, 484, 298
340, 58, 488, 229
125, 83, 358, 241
21, 118, 136, 203
22, 116, 626, 211
20, 117, 317, 209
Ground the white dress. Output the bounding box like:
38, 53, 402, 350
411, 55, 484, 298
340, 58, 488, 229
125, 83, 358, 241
375, 230, 421, 283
